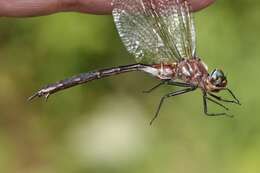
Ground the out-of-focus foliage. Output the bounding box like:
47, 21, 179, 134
0, 1, 260, 173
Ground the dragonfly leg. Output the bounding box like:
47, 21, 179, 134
165, 80, 195, 87
203, 92, 233, 117
150, 87, 196, 125
143, 80, 194, 93
205, 95, 229, 111
208, 92, 241, 105
225, 88, 241, 105
142, 81, 166, 93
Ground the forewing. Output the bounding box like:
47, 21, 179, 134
156, 0, 196, 58
112, 0, 196, 64
112, 0, 179, 64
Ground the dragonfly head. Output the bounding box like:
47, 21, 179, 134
206, 69, 227, 92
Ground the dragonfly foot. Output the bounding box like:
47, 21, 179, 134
235, 100, 241, 105
226, 113, 234, 118
205, 112, 233, 118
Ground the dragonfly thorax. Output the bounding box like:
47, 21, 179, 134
149, 58, 214, 89
175, 58, 209, 86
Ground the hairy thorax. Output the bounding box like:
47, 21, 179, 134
150, 58, 209, 89
176, 58, 209, 88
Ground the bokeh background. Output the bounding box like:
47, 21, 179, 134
0, 1, 259, 173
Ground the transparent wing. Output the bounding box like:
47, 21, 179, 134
156, 0, 196, 58
112, 0, 196, 64
112, 0, 179, 64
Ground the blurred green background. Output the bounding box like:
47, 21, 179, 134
0, 1, 259, 173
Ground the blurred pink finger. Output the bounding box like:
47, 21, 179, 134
0, 0, 215, 17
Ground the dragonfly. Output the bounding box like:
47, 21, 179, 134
28, 0, 240, 124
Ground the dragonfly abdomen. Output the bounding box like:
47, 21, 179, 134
151, 63, 178, 80
28, 63, 153, 100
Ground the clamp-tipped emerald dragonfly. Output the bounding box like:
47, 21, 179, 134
29, 0, 240, 124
